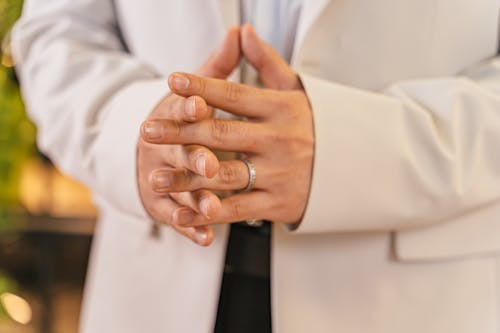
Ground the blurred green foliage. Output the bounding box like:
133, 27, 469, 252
0, 0, 32, 322
0, 0, 36, 320
0, 0, 36, 214
0, 0, 23, 38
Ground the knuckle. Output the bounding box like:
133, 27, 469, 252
228, 197, 242, 220
180, 168, 193, 187
291, 133, 314, 152
275, 92, 304, 117
264, 127, 311, 153
286, 136, 304, 152
166, 145, 183, 166
241, 126, 261, 151
168, 121, 182, 141
289, 93, 306, 115
224, 82, 242, 103
276, 93, 294, 110
210, 120, 231, 144
168, 169, 191, 190
197, 77, 207, 95
270, 197, 292, 222
165, 144, 177, 155
218, 164, 237, 185
265, 129, 288, 146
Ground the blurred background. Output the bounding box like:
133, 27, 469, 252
1, 1, 97, 332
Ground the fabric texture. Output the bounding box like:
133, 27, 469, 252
12, 1, 500, 332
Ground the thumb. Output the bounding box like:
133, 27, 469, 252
241, 24, 300, 90
196, 26, 241, 79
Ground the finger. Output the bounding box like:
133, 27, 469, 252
151, 160, 256, 193
197, 26, 241, 79
170, 190, 222, 219
168, 72, 283, 119
241, 24, 300, 90
172, 223, 215, 247
154, 95, 211, 123
152, 197, 214, 246
194, 27, 241, 118
160, 145, 219, 178
178, 191, 270, 227
141, 118, 267, 152
150, 168, 194, 193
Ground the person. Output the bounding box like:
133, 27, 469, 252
11, 1, 500, 332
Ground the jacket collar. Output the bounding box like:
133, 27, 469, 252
217, 0, 332, 62
292, 0, 331, 64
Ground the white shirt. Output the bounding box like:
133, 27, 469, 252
241, 0, 304, 63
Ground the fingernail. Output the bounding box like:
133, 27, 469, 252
196, 154, 206, 176
170, 73, 190, 90
199, 197, 211, 219
152, 172, 172, 189
175, 208, 194, 226
194, 231, 208, 245
186, 97, 197, 120
142, 121, 163, 140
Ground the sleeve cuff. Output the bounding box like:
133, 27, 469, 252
289, 73, 400, 234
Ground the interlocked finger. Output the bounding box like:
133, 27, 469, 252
168, 72, 284, 119
160, 144, 220, 178
177, 191, 271, 227
154, 95, 211, 123
141, 118, 267, 153
151, 160, 259, 193
169, 189, 222, 220
151, 196, 214, 246
171, 223, 214, 247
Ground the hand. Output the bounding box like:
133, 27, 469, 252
141, 25, 315, 228
137, 27, 241, 246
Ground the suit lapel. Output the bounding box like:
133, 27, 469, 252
216, 0, 331, 65
292, 0, 332, 65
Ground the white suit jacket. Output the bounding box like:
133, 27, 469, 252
12, 1, 500, 332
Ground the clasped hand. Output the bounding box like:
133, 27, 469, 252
137, 25, 314, 246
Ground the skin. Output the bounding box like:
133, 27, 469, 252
137, 27, 241, 246
140, 24, 315, 245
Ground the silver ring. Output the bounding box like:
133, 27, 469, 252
245, 219, 263, 227
242, 159, 256, 192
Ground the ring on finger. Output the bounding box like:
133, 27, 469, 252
242, 159, 256, 192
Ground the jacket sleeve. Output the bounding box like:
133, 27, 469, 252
295, 54, 500, 234
12, 0, 167, 219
